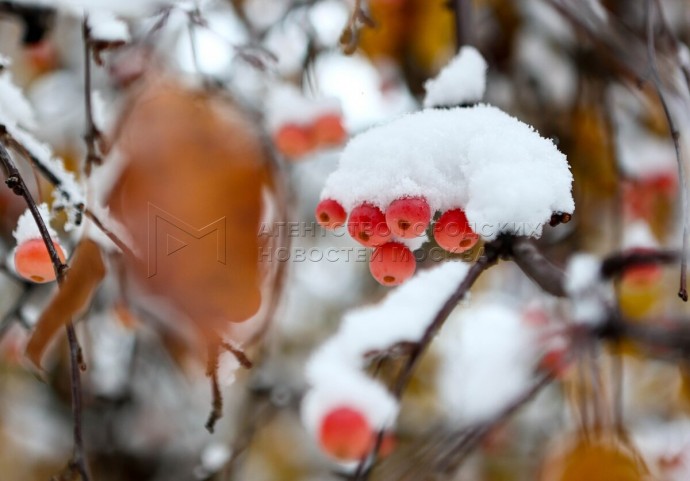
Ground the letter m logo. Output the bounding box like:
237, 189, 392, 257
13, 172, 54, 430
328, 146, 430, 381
147, 203, 226, 278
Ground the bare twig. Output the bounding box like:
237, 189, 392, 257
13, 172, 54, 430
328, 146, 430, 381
451, 0, 474, 49
205, 341, 223, 433
0, 143, 90, 481
644, 0, 689, 301
510, 237, 567, 297
82, 16, 103, 176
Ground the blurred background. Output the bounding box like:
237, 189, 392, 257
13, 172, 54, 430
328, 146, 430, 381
1, 0, 690, 480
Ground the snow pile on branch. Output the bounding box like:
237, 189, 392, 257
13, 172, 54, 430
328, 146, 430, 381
264, 84, 343, 133
436, 299, 538, 422
13, 204, 58, 245
321, 105, 574, 240
423, 46, 487, 108
302, 262, 470, 437
0, 69, 36, 130
88, 10, 131, 43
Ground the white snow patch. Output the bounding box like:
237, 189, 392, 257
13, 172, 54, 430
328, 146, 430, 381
88, 10, 130, 43
0, 71, 36, 130
565, 253, 610, 325
436, 299, 538, 423
13, 203, 58, 245
265, 83, 342, 133
321, 105, 574, 240
423, 46, 487, 108
622, 221, 659, 251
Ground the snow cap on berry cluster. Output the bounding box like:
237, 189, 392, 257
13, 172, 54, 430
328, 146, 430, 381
264, 83, 343, 133
423, 46, 487, 108
321, 105, 574, 240
302, 262, 470, 437
436, 299, 538, 423
13, 204, 59, 245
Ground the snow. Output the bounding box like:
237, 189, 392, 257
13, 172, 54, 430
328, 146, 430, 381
302, 262, 470, 437
88, 10, 131, 43
622, 221, 659, 251
423, 46, 487, 108
7, 125, 85, 205
0, 70, 37, 130
635, 420, 690, 481
565, 254, 611, 325
200, 443, 231, 472
12, 0, 175, 17
265, 84, 343, 133
321, 105, 574, 240
436, 299, 538, 423
217, 350, 240, 387
309, 0, 350, 47
13, 203, 58, 245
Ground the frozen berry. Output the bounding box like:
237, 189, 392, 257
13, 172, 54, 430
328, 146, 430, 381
315, 199, 347, 229
385, 197, 431, 238
312, 114, 347, 146
433, 209, 479, 254
348, 203, 391, 247
319, 406, 373, 461
369, 242, 416, 286
274, 124, 312, 158
14, 238, 66, 283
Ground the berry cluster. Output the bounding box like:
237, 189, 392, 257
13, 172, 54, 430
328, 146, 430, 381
318, 406, 395, 461
274, 113, 347, 159
14, 238, 66, 283
315, 197, 479, 286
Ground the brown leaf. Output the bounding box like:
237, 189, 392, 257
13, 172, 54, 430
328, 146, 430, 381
106, 75, 275, 346
25, 239, 106, 369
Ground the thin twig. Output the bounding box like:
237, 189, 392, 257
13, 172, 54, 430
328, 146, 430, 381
205, 341, 223, 433
82, 16, 103, 177
644, 0, 689, 301
451, 0, 473, 49
0, 143, 90, 481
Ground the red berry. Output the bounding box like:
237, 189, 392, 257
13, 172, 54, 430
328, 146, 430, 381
348, 203, 391, 247
312, 114, 347, 146
433, 209, 479, 254
369, 242, 416, 286
385, 197, 431, 238
319, 406, 373, 461
274, 124, 312, 158
14, 238, 66, 283
315, 199, 347, 229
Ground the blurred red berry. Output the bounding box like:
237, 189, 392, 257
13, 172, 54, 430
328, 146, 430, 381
312, 114, 347, 146
274, 124, 313, 158
316, 199, 347, 229
319, 406, 373, 461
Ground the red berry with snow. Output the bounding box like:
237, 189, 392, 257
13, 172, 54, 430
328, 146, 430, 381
313, 114, 347, 146
369, 242, 416, 286
385, 196, 431, 238
433, 209, 479, 254
14, 238, 66, 283
316, 199, 347, 229
319, 406, 373, 461
274, 124, 313, 158
348, 203, 391, 247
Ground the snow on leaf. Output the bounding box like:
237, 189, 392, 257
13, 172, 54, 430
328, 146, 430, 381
321, 105, 574, 240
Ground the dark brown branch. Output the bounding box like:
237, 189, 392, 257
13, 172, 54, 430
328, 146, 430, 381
644, 0, 688, 301
221, 341, 253, 369
451, 0, 473, 49
600, 249, 677, 279
510, 237, 567, 297
0, 143, 90, 481
82, 17, 103, 176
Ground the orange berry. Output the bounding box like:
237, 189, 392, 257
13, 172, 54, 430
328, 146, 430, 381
433, 209, 479, 253
319, 406, 374, 461
369, 242, 416, 286
312, 114, 347, 146
274, 124, 313, 158
14, 238, 66, 283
